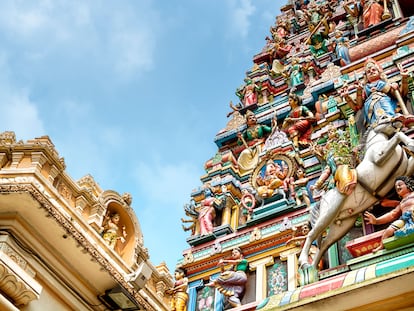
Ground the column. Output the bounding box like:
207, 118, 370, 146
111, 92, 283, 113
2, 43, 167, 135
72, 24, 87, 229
248, 256, 274, 301
280, 248, 301, 291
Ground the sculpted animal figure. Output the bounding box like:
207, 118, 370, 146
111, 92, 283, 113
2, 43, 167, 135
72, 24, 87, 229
298, 122, 414, 284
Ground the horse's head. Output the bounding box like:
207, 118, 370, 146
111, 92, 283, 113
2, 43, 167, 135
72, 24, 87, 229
372, 115, 405, 137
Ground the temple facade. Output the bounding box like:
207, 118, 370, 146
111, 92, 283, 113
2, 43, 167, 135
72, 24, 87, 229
0, 131, 173, 310
176, 1, 414, 310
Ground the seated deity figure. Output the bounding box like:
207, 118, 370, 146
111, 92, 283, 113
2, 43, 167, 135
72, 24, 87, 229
237, 110, 274, 175
256, 159, 290, 199
342, 58, 409, 129
306, 17, 330, 57
281, 92, 315, 149
101, 212, 127, 250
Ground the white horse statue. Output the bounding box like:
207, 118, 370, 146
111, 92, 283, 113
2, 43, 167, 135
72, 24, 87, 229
298, 121, 414, 284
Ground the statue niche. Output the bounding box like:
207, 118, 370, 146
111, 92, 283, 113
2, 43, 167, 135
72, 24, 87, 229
250, 153, 296, 201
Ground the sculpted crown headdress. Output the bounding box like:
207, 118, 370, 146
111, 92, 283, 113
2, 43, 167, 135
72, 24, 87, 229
245, 110, 255, 119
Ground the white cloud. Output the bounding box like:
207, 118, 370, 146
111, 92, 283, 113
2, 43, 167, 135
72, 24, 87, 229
0, 52, 45, 140
133, 159, 201, 207
0, 91, 45, 141
226, 0, 256, 38
0, 1, 159, 77
109, 25, 155, 76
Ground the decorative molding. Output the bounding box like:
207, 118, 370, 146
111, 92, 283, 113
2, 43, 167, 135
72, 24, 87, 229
0, 183, 155, 311
0, 253, 41, 306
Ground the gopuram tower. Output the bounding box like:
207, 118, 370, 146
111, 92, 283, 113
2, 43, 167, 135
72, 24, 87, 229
172, 1, 414, 310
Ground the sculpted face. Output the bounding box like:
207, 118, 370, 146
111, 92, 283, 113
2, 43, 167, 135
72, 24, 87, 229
112, 214, 120, 224
288, 96, 298, 107
365, 62, 381, 83
395, 180, 410, 197
232, 248, 242, 258
246, 114, 257, 126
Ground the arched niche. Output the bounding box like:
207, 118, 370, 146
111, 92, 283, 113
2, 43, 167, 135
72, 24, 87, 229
250, 153, 297, 198
99, 190, 144, 267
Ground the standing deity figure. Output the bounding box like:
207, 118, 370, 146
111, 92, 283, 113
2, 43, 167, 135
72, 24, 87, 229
290, 167, 311, 209
236, 78, 261, 107
198, 186, 217, 236
166, 268, 189, 311
361, 0, 384, 29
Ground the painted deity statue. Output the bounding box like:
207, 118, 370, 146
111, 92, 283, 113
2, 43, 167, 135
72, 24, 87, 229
198, 186, 217, 236
332, 30, 351, 66
290, 167, 311, 208
256, 159, 289, 199
364, 176, 414, 252
166, 268, 189, 311
281, 92, 315, 149
236, 78, 261, 107
240, 188, 257, 222
343, 0, 361, 37
361, 0, 384, 29
306, 17, 330, 57
206, 247, 248, 308
342, 58, 409, 128
287, 57, 304, 87
237, 110, 273, 174
101, 212, 127, 249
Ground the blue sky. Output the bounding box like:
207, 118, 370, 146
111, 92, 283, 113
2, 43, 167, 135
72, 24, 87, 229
0, 0, 285, 272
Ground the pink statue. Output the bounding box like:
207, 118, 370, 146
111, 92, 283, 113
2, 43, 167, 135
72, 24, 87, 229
236, 79, 260, 107
198, 186, 216, 235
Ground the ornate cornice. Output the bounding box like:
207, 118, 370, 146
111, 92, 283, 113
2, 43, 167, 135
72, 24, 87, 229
0, 183, 155, 311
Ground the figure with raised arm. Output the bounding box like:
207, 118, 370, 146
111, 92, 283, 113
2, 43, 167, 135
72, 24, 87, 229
306, 16, 330, 57
364, 176, 414, 252
206, 247, 248, 308
237, 110, 273, 174
236, 78, 261, 107
342, 58, 409, 128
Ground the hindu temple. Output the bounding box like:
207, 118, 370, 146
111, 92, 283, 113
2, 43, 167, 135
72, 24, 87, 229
173, 0, 414, 310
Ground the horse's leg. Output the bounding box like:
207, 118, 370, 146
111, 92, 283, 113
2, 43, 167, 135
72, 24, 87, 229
312, 214, 358, 268
298, 189, 346, 267
394, 131, 414, 147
